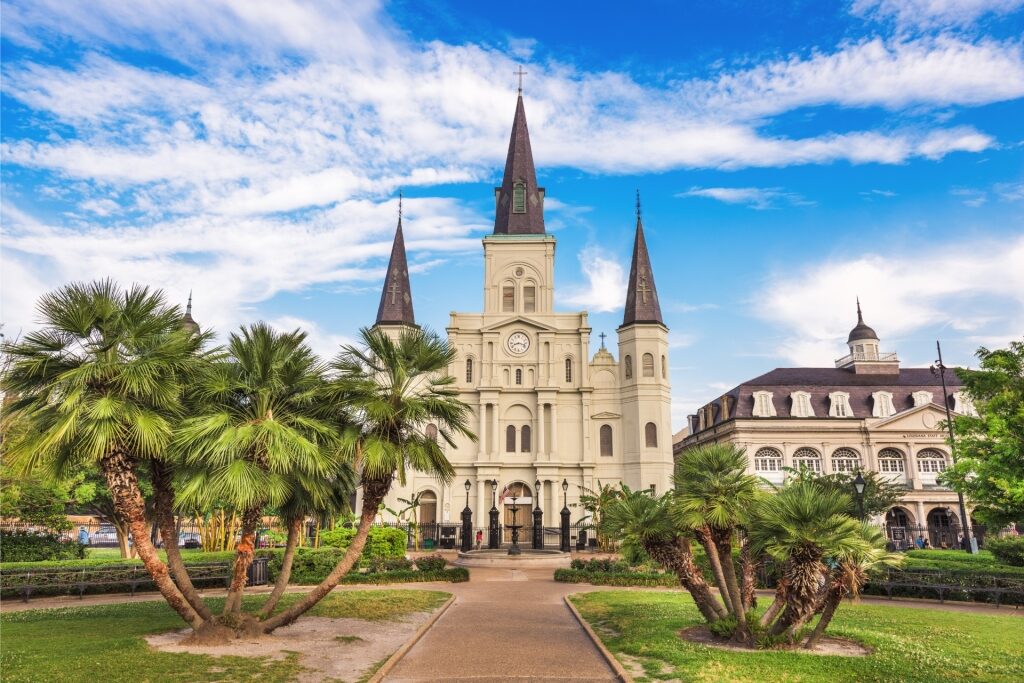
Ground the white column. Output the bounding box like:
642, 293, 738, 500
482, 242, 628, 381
478, 401, 487, 460
915, 501, 926, 530
550, 402, 559, 458
491, 403, 499, 458
477, 478, 487, 521
538, 402, 546, 461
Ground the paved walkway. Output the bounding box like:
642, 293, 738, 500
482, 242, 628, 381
382, 567, 617, 683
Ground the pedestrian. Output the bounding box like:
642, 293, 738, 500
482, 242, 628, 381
78, 526, 89, 546
475, 529, 483, 550
915, 535, 925, 549
923, 537, 931, 549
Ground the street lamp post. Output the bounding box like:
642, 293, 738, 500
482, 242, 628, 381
559, 478, 570, 552
488, 480, 500, 549
933, 340, 976, 554
852, 471, 866, 520
461, 479, 473, 552
532, 479, 544, 549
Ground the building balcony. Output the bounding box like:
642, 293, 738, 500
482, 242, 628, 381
834, 350, 898, 367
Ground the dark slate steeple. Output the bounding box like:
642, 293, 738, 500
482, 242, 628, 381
375, 197, 417, 327
621, 192, 664, 327
847, 297, 878, 343
493, 89, 545, 235
181, 291, 200, 335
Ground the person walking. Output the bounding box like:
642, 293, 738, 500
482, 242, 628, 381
78, 526, 90, 546
475, 529, 483, 550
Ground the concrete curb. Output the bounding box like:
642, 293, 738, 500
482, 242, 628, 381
366, 594, 456, 683
564, 594, 632, 683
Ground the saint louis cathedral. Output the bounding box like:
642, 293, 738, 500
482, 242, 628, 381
369, 92, 674, 528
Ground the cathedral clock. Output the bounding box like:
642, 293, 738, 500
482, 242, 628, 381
507, 331, 530, 355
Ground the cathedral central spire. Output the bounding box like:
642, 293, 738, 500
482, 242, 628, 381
375, 198, 417, 327
621, 192, 664, 327
493, 91, 545, 235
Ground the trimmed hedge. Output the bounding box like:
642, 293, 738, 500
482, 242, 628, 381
342, 567, 468, 584
986, 537, 1024, 567
319, 526, 406, 566
554, 568, 678, 587
0, 531, 86, 562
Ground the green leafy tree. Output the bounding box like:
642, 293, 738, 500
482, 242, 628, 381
1, 281, 209, 629
783, 466, 906, 518
259, 326, 475, 633
0, 465, 74, 531
578, 481, 622, 551
174, 323, 341, 620
942, 340, 1024, 526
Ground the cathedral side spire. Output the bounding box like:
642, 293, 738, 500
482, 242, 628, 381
181, 290, 200, 335
621, 192, 664, 327
493, 89, 545, 235
375, 202, 417, 327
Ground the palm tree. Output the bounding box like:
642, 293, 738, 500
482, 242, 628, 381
803, 522, 903, 649
260, 326, 475, 632
601, 486, 727, 623
672, 443, 761, 641
0, 281, 209, 629
173, 323, 341, 619
747, 479, 866, 643
397, 492, 425, 551
578, 481, 622, 551
257, 465, 355, 618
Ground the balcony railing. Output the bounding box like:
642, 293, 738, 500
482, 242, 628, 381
835, 350, 899, 367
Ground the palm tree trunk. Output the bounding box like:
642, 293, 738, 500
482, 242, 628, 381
759, 574, 788, 627
150, 460, 213, 621
223, 504, 261, 617
260, 475, 391, 633
712, 530, 751, 644
698, 529, 736, 616
258, 517, 302, 618
646, 537, 727, 622
739, 541, 760, 611
100, 449, 203, 630
804, 586, 844, 649
768, 555, 825, 641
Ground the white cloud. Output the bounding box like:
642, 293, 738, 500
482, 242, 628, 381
851, 0, 1024, 29
266, 315, 355, 360
560, 247, 626, 313
757, 237, 1024, 365
677, 186, 810, 210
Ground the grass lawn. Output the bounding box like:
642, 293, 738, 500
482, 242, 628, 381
0, 589, 450, 683
570, 590, 1024, 683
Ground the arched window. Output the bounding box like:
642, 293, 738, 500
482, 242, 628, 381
878, 448, 905, 473
624, 355, 633, 379
425, 423, 437, 442
521, 425, 531, 452
642, 353, 655, 377
661, 355, 667, 379
644, 422, 658, 448
512, 181, 527, 214
792, 447, 821, 473
916, 449, 948, 473
565, 358, 573, 383
465, 358, 473, 383
754, 447, 783, 472
505, 425, 517, 453
515, 369, 522, 385
831, 447, 861, 473
599, 424, 613, 456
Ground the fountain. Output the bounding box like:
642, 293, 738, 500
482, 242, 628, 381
454, 479, 571, 569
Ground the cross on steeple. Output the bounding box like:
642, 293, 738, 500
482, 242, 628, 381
514, 65, 527, 94
398, 189, 403, 222
388, 277, 401, 305
635, 189, 642, 221
599, 332, 607, 349
637, 273, 651, 304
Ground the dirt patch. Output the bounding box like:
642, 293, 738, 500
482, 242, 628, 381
147, 613, 434, 682
679, 625, 872, 657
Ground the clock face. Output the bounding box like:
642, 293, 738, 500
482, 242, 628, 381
507, 331, 530, 355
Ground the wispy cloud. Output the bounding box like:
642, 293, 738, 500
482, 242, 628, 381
559, 246, 626, 313
851, 0, 1024, 30
677, 186, 810, 210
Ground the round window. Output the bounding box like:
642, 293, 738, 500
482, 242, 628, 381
515, 267, 524, 277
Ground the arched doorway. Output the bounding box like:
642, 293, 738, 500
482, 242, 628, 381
500, 482, 533, 539
417, 490, 438, 548
927, 508, 959, 549
884, 506, 915, 549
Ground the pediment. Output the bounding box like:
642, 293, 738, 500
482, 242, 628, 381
480, 316, 558, 333
591, 411, 622, 419
871, 403, 949, 431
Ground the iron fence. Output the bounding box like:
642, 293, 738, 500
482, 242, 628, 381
0, 519, 277, 550
881, 523, 1002, 551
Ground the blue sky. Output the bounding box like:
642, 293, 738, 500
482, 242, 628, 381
2, 0, 1023, 427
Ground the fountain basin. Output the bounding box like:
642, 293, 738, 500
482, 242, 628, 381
453, 548, 571, 569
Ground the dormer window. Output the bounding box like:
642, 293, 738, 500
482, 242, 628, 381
752, 391, 776, 417
953, 391, 977, 416
790, 391, 814, 418
912, 391, 933, 408
872, 391, 895, 418
512, 181, 527, 213
828, 391, 852, 417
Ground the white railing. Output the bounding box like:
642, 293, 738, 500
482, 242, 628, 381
835, 351, 899, 367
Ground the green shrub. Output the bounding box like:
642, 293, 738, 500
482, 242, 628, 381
554, 568, 678, 587
569, 558, 630, 573
369, 557, 414, 573
342, 567, 468, 584
986, 537, 1024, 567
319, 526, 407, 565
0, 531, 86, 562
414, 554, 447, 572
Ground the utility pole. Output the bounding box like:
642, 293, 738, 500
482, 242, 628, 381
934, 340, 976, 554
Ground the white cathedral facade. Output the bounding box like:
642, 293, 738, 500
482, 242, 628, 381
369, 93, 675, 529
